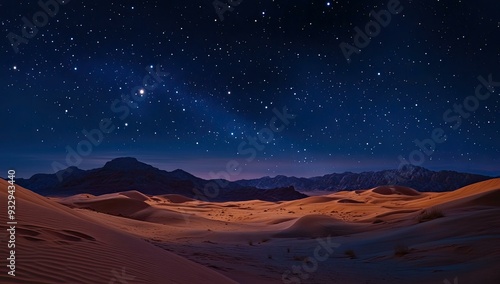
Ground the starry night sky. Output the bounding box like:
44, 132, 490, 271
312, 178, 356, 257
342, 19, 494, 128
1, 0, 499, 180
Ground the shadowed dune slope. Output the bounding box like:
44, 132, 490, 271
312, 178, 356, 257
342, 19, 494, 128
156, 194, 196, 203
371, 185, 421, 196
273, 214, 364, 238
0, 180, 236, 284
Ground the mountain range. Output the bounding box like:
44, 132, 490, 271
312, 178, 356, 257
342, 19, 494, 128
16, 157, 306, 202
236, 165, 495, 192
15, 158, 495, 201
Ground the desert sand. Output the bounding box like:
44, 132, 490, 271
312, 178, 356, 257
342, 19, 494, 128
1, 179, 500, 283
0, 180, 236, 284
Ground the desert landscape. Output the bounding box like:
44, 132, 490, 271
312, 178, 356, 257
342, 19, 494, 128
3, 0, 500, 283
2, 174, 499, 283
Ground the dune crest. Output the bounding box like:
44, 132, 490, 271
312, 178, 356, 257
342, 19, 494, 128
0, 180, 236, 284
371, 185, 421, 196
4, 178, 500, 283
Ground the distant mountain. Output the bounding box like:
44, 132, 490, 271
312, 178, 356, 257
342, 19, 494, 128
15, 158, 495, 201
16, 157, 307, 202
234, 165, 495, 192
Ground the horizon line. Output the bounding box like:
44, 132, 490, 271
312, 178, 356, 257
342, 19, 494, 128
9, 156, 498, 181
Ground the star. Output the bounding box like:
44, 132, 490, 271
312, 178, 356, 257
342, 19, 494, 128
2, 0, 498, 180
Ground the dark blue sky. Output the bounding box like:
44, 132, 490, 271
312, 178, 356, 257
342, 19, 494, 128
1, 0, 499, 179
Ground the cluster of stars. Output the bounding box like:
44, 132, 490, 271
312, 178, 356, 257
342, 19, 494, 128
1, 0, 499, 178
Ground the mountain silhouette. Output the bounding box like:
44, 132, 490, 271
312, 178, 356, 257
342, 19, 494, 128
16, 157, 306, 202
234, 165, 494, 192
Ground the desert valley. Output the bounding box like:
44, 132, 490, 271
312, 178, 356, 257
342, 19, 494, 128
1, 159, 499, 283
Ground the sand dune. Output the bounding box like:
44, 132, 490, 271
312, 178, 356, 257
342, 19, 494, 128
119, 190, 152, 201
371, 185, 422, 196
156, 194, 196, 203
2, 178, 500, 283
273, 214, 363, 238
0, 180, 236, 284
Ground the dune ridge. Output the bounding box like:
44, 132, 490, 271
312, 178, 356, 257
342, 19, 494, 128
2, 178, 500, 283
0, 180, 236, 284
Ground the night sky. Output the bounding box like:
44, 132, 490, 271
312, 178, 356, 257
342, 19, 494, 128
1, 0, 499, 180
